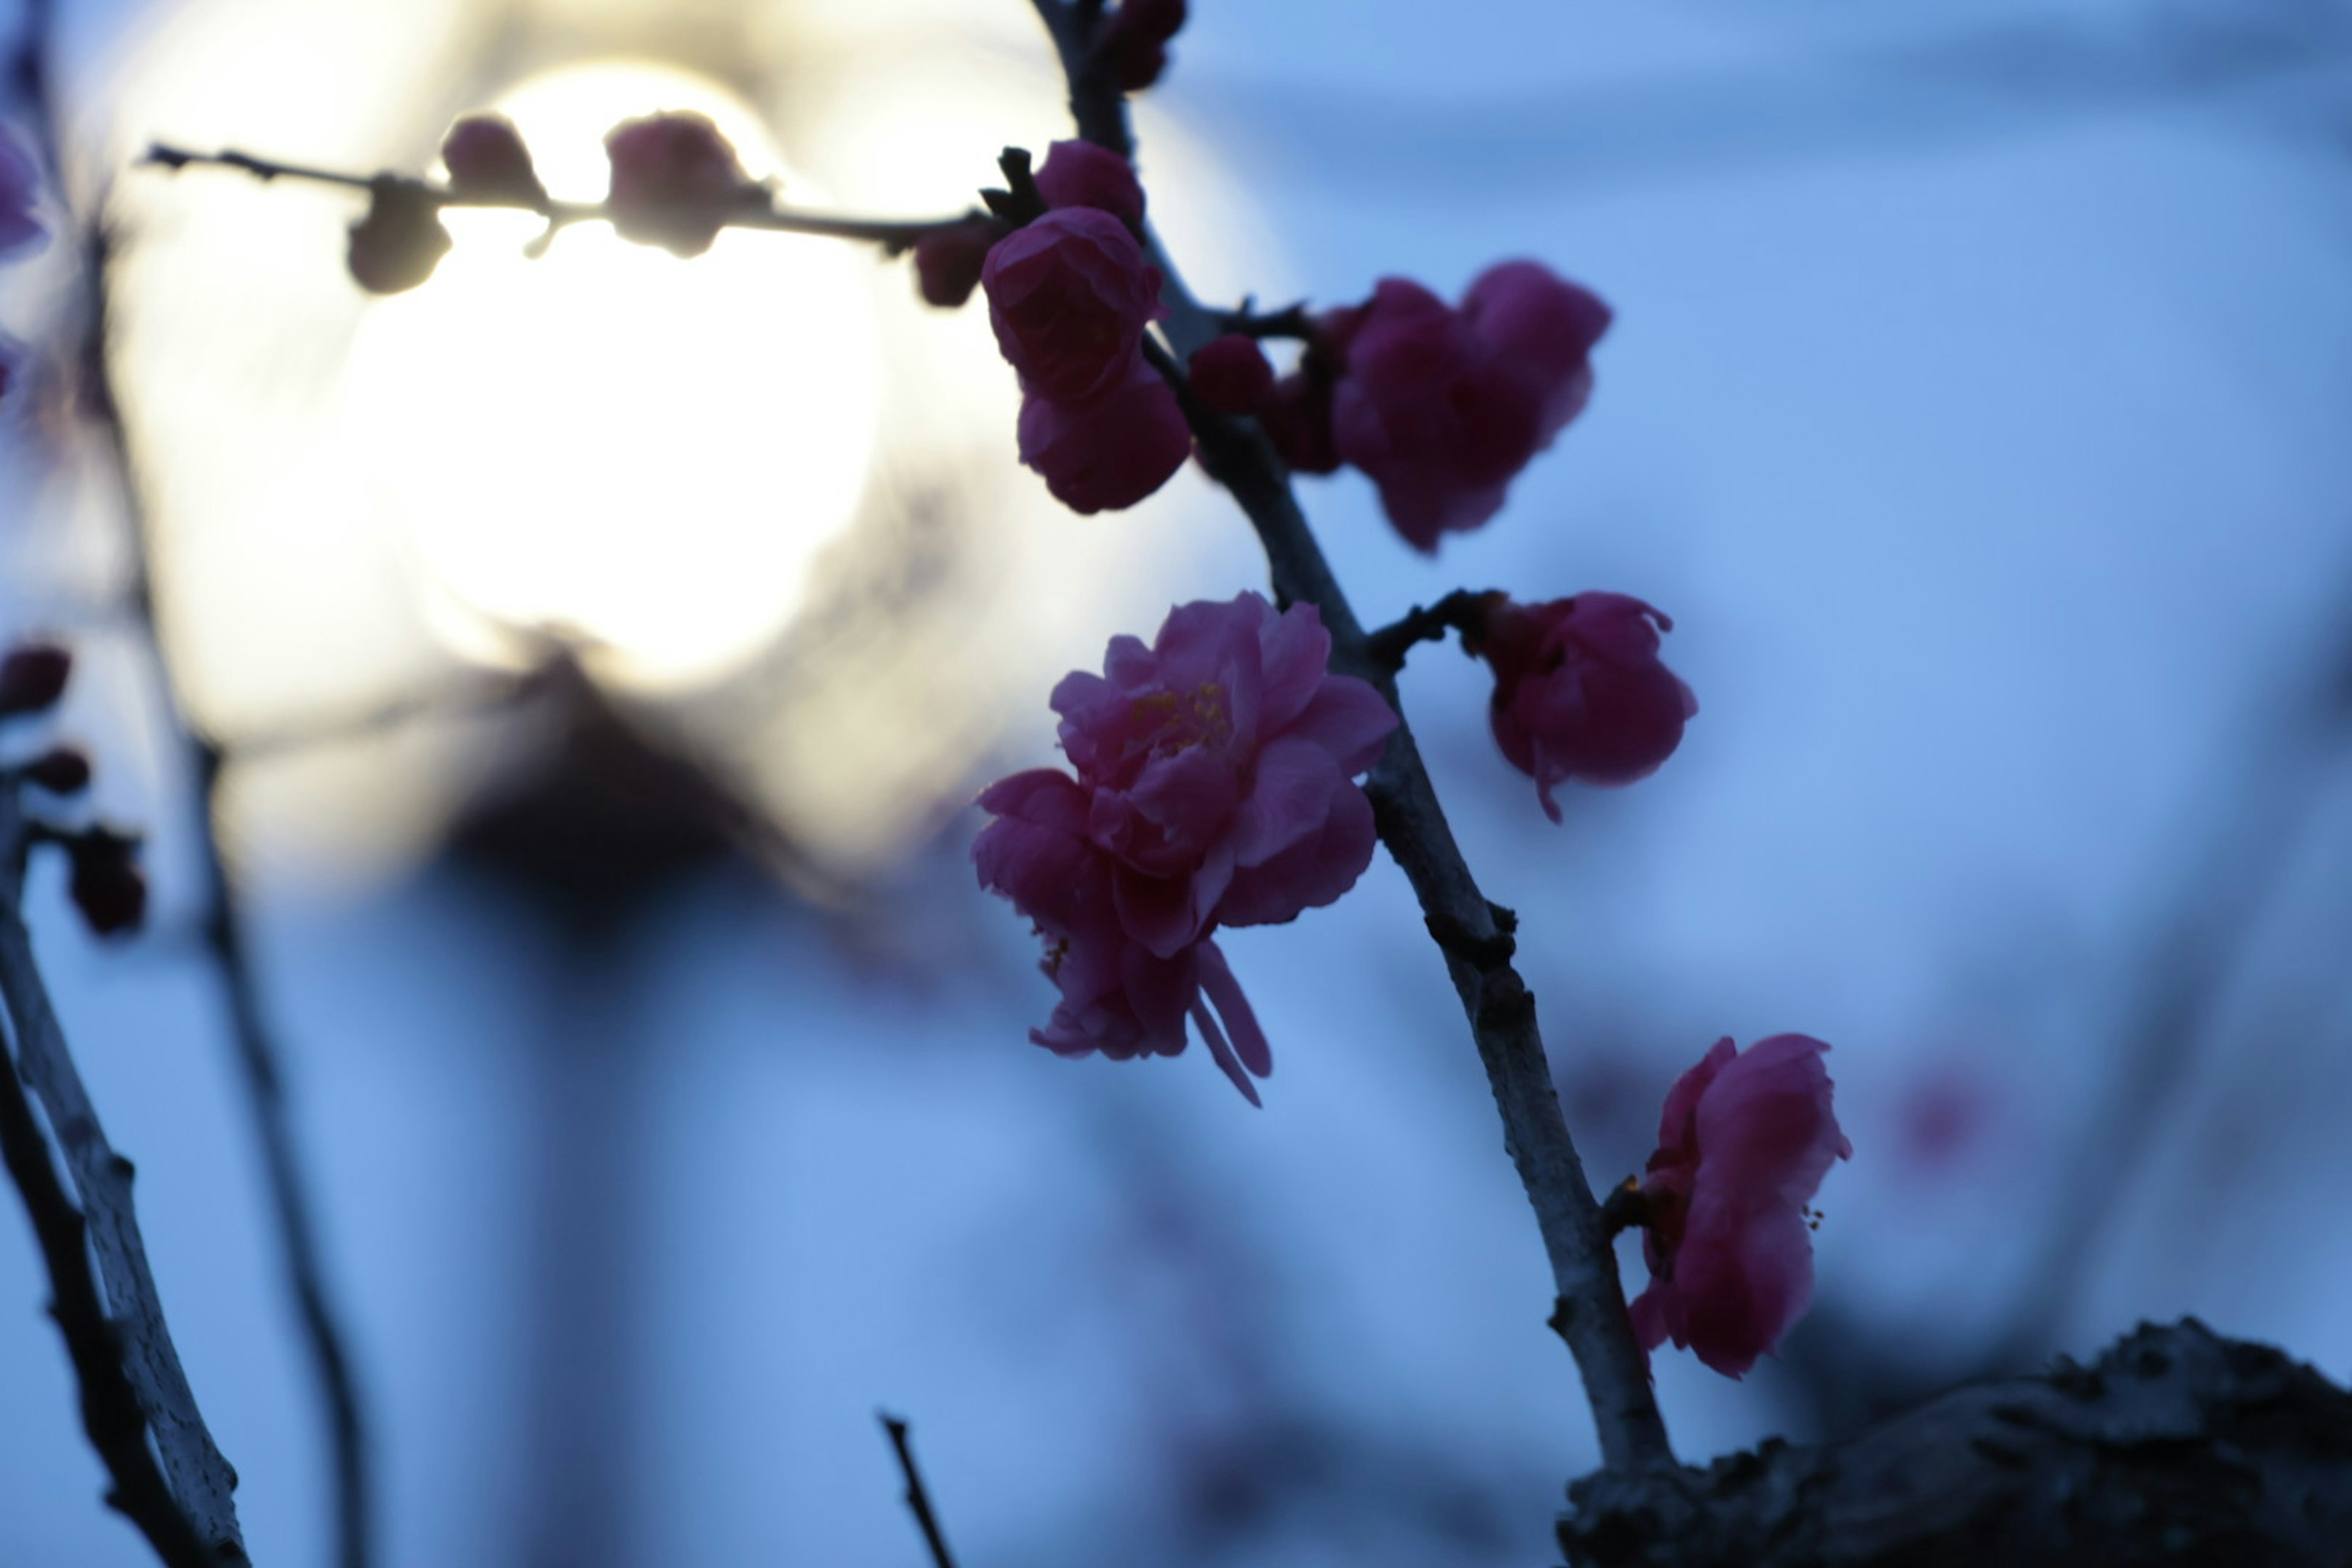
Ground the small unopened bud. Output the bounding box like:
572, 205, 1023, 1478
347, 177, 453, 295
0, 643, 71, 716
22, 748, 91, 794
911, 216, 1008, 309
67, 829, 145, 938
441, 115, 547, 206
604, 111, 755, 259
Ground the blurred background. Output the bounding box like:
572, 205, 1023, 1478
3, 0, 2351, 1563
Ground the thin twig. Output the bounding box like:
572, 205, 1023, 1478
21, 28, 375, 1553
142, 143, 974, 252
878, 1412, 959, 1568
1067, 37, 1673, 1469
1364, 589, 1491, 675
0, 791, 248, 1564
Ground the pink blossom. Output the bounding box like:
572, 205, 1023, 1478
983, 207, 1164, 402
1033, 140, 1145, 225
0, 132, 44, 258
1259, 371, 1342, 474
973, 594, 1398, 1101
1629, 1035, 1852, 1379
1329, 262, 1610, 551
440, 115, 545, 205
1047, 593, 1397, 948
604, 111, 753, 258
973, 771, 1270, 1102
1189, 334, 1273, 417
1467, 592, 1695, 821
911, 216, 1009, 309
1016, 356, 1192, 514
346, 179, 452, 295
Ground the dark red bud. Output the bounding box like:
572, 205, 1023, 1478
22, 748, 90, 794
67, 829, 145, 938
911, 217, 1008, 309
0, 643, 71, 716
347, 178, 453, 295
1099, 0, 1188, 91
442, 115, 547, 206
1189, 334, 1275, 417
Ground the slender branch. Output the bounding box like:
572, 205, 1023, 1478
141, 143, 974, 252
1365, 589, 1491, 676
878, 1412, 959, 1568
0, 792, 248, 1564
1091, 71, 1674, 1477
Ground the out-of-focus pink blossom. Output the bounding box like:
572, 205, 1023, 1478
1016, 356, 1192, 514
973, 594, 1397, 1101
441, 115, 546, 205
1189, 334, 1274, 417
0, 643, 70, 716
1033, 140, 1145, 225
1329, 262, 1610, 551
983, 207, 1164, 402
604, 111, 754, 258
1467, 592, 1695, 821
1099, 0, 1190, 92
911, 216, 1009, 308
1629, 1034, 1851, 1379
1259, 371, 1342, 473
346, 178, 452, 295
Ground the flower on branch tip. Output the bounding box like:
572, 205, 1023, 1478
0, 131, 45, 259
441, 114, 547, 206
66, 827, 146, 939
347, 178, 452, 295
1189, 334, 1274, 417
1033, 140, 1145, 225
1330, 262, 1610, 551
974, 593, 1398, 1101
603, 111, 756, 258
1465, 592, 1694, 821
983, 206, 1164, 403
1017, 355, 1191, 514
1098, 0, 1190, 92
912, 216, 1009, 309
0, 643, 71, 717
1627, 1034, 1850, 1379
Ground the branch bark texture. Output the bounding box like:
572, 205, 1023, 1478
1030, 0, 1673, 1473
1560, 1319, 2352, 1567
0, 791, 248, 1566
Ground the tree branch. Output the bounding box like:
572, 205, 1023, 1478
0, 791, 248, 1565
1559, 1319, 2352, 1567
879, 1412, 959, 1568
1066, 37, 1673, 1472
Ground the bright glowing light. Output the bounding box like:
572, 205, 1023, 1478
342, 60, 881, 692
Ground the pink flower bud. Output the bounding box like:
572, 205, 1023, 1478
603, 111, 755, 258
1016, 356, 1191, 514
0, 643, 71, 716
1629, 1035, 1851, 1378
983, 207, 1164, 402
67, 829, 146, 938
22, 748, 90, 794
911, 216, 1009, 308
1466, 592, 1695, 821
346, 178, 452, 295
441, 115, 547, 206
974, 594, 1398, 1101
1330, 262, 1610, 551
0, 131, 44, 258
1099, 0, 1189, 92
1033, 140, 1145, 225
1188, 334, 1273, 416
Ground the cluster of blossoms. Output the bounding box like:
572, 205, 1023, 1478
972, 594, 1395, 1102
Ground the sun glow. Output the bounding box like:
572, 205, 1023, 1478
341, 60, 881, 692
